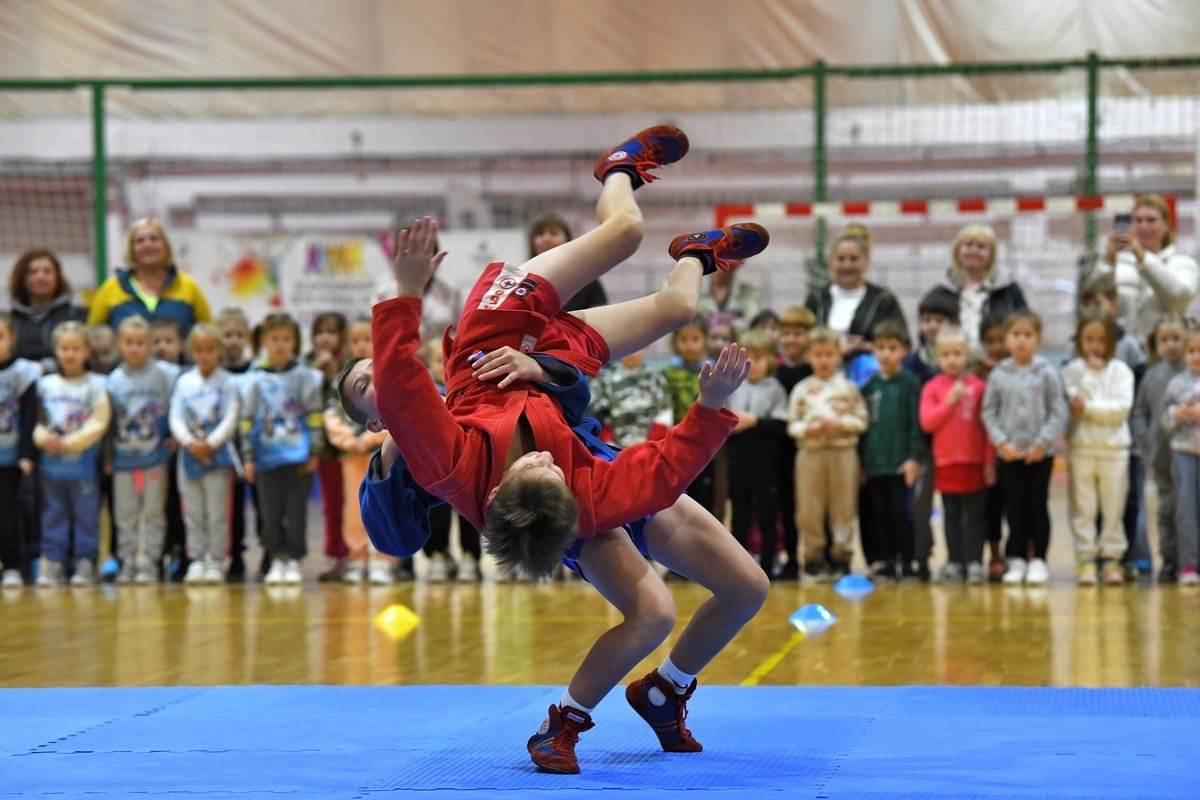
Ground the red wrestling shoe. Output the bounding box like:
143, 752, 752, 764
625, 670, 703, 752
669, 223, 770, 275
527, 704, 594, 774
594, 125, 690, 188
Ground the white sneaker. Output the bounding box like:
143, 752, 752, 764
426, 553, 449, 582
457, 555, 479, 583
37, 559, 65, 588
368, 561, 394, 586
184, 561, 207, 585
69, 559, 95, 587
343, 561, 367, 584
1002, 557, 1027, 585
966, 562, 985, 585
134, 561, 159, 585
1, 568, 23, 589
282, 558, 303, 585
203, 559, 225, 584
264, 559, 287, 585
1025, 558, 1049, 585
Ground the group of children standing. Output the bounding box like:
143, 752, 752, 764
626, 271, 1200, 589
0, 305, 461, 590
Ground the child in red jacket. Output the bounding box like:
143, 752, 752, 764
920, 327, 996, 584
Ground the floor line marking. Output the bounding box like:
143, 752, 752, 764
741, 631, 805, 686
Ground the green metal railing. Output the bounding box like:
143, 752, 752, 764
2, 51, 1199, 285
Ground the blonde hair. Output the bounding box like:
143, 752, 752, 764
951, 223, 998, 277
739, 329, 777, 373
116, 317, 150, 338
187, 322, 227, 365
1134, 193, 1175, 248
123, 218, 175, 270
216, 307, 248, 328
832, 223, 871, 258
806, 325, 840, 347
934, 325, 970, 355
53, 320, 87, 346
779, 305, 816, 330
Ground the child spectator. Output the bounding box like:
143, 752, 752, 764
1062, 309, 1135, 586
749, 309, 781, 348
976, 311, 1011, 580
787, 325, 868, 581
1079, 271, 1149, 575
324, 317, 394, 585
170, 323, 241, 584
241, 312, 323, 585
776, 306, 815, 393
216, 307, 255, 580
85, 324, 117, 374
0, 313, 42, 588
663, 316, 714, 514
150, 317, 187, 580
905, 289, 959, 581
588, 349, 671, 448
1132, 316, 1188, 583
920, 327, 995, 584
858, 320, 924, 579
34, 321, 111, 587
774, 306, 815, 580
724, 329, 788, 576
982, 311, 1067, 585
306, 311, 348, 582
706, 313, 735, 362
106, 317, 179, 584
1161, 324, 1200, 586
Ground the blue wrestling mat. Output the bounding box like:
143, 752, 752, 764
1, 685, 1196, 798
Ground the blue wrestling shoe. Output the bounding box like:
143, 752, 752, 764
527, 704, 594, 774
668, 222, 770, 275
625, 669, 703, 752
594, 125, 690, 189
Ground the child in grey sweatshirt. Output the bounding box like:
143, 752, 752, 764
1131, 316, 1187, 581
982, 311, 1067, 585
1161, 326, 1200, 586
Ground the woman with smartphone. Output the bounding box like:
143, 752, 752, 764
1095, 194, 1199, 344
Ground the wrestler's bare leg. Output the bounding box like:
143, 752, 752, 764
521, 173, 643, 306
568, 528, 677, 707
569, 257, 705, 361
643, 493, 769, 674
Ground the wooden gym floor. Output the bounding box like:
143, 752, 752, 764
2, 481, 1199, 691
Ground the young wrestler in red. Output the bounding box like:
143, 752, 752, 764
341, 127, 772, 774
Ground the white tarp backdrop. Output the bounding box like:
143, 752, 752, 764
0, 1, 1196, 95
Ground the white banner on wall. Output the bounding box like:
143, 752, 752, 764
173, 228, 526, 352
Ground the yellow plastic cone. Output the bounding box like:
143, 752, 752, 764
373, 604, 421, 640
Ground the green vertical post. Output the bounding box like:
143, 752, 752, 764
91, 82, 107, 287
812, 60, 828, 285
1084, 51, 1100, 259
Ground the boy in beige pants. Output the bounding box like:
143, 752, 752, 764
787, 326, 869, 581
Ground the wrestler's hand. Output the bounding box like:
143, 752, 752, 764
473, 346, 546, 389
392, 216, 448, 298
698, 343, 751, 410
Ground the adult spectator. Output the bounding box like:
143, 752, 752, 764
925, 223, 1027, 364
528, 213, 608, 311
8, 248, 87, 372
1093, 194, 1199, 345
804, 223, 906, 360
88, 218, 211, 338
